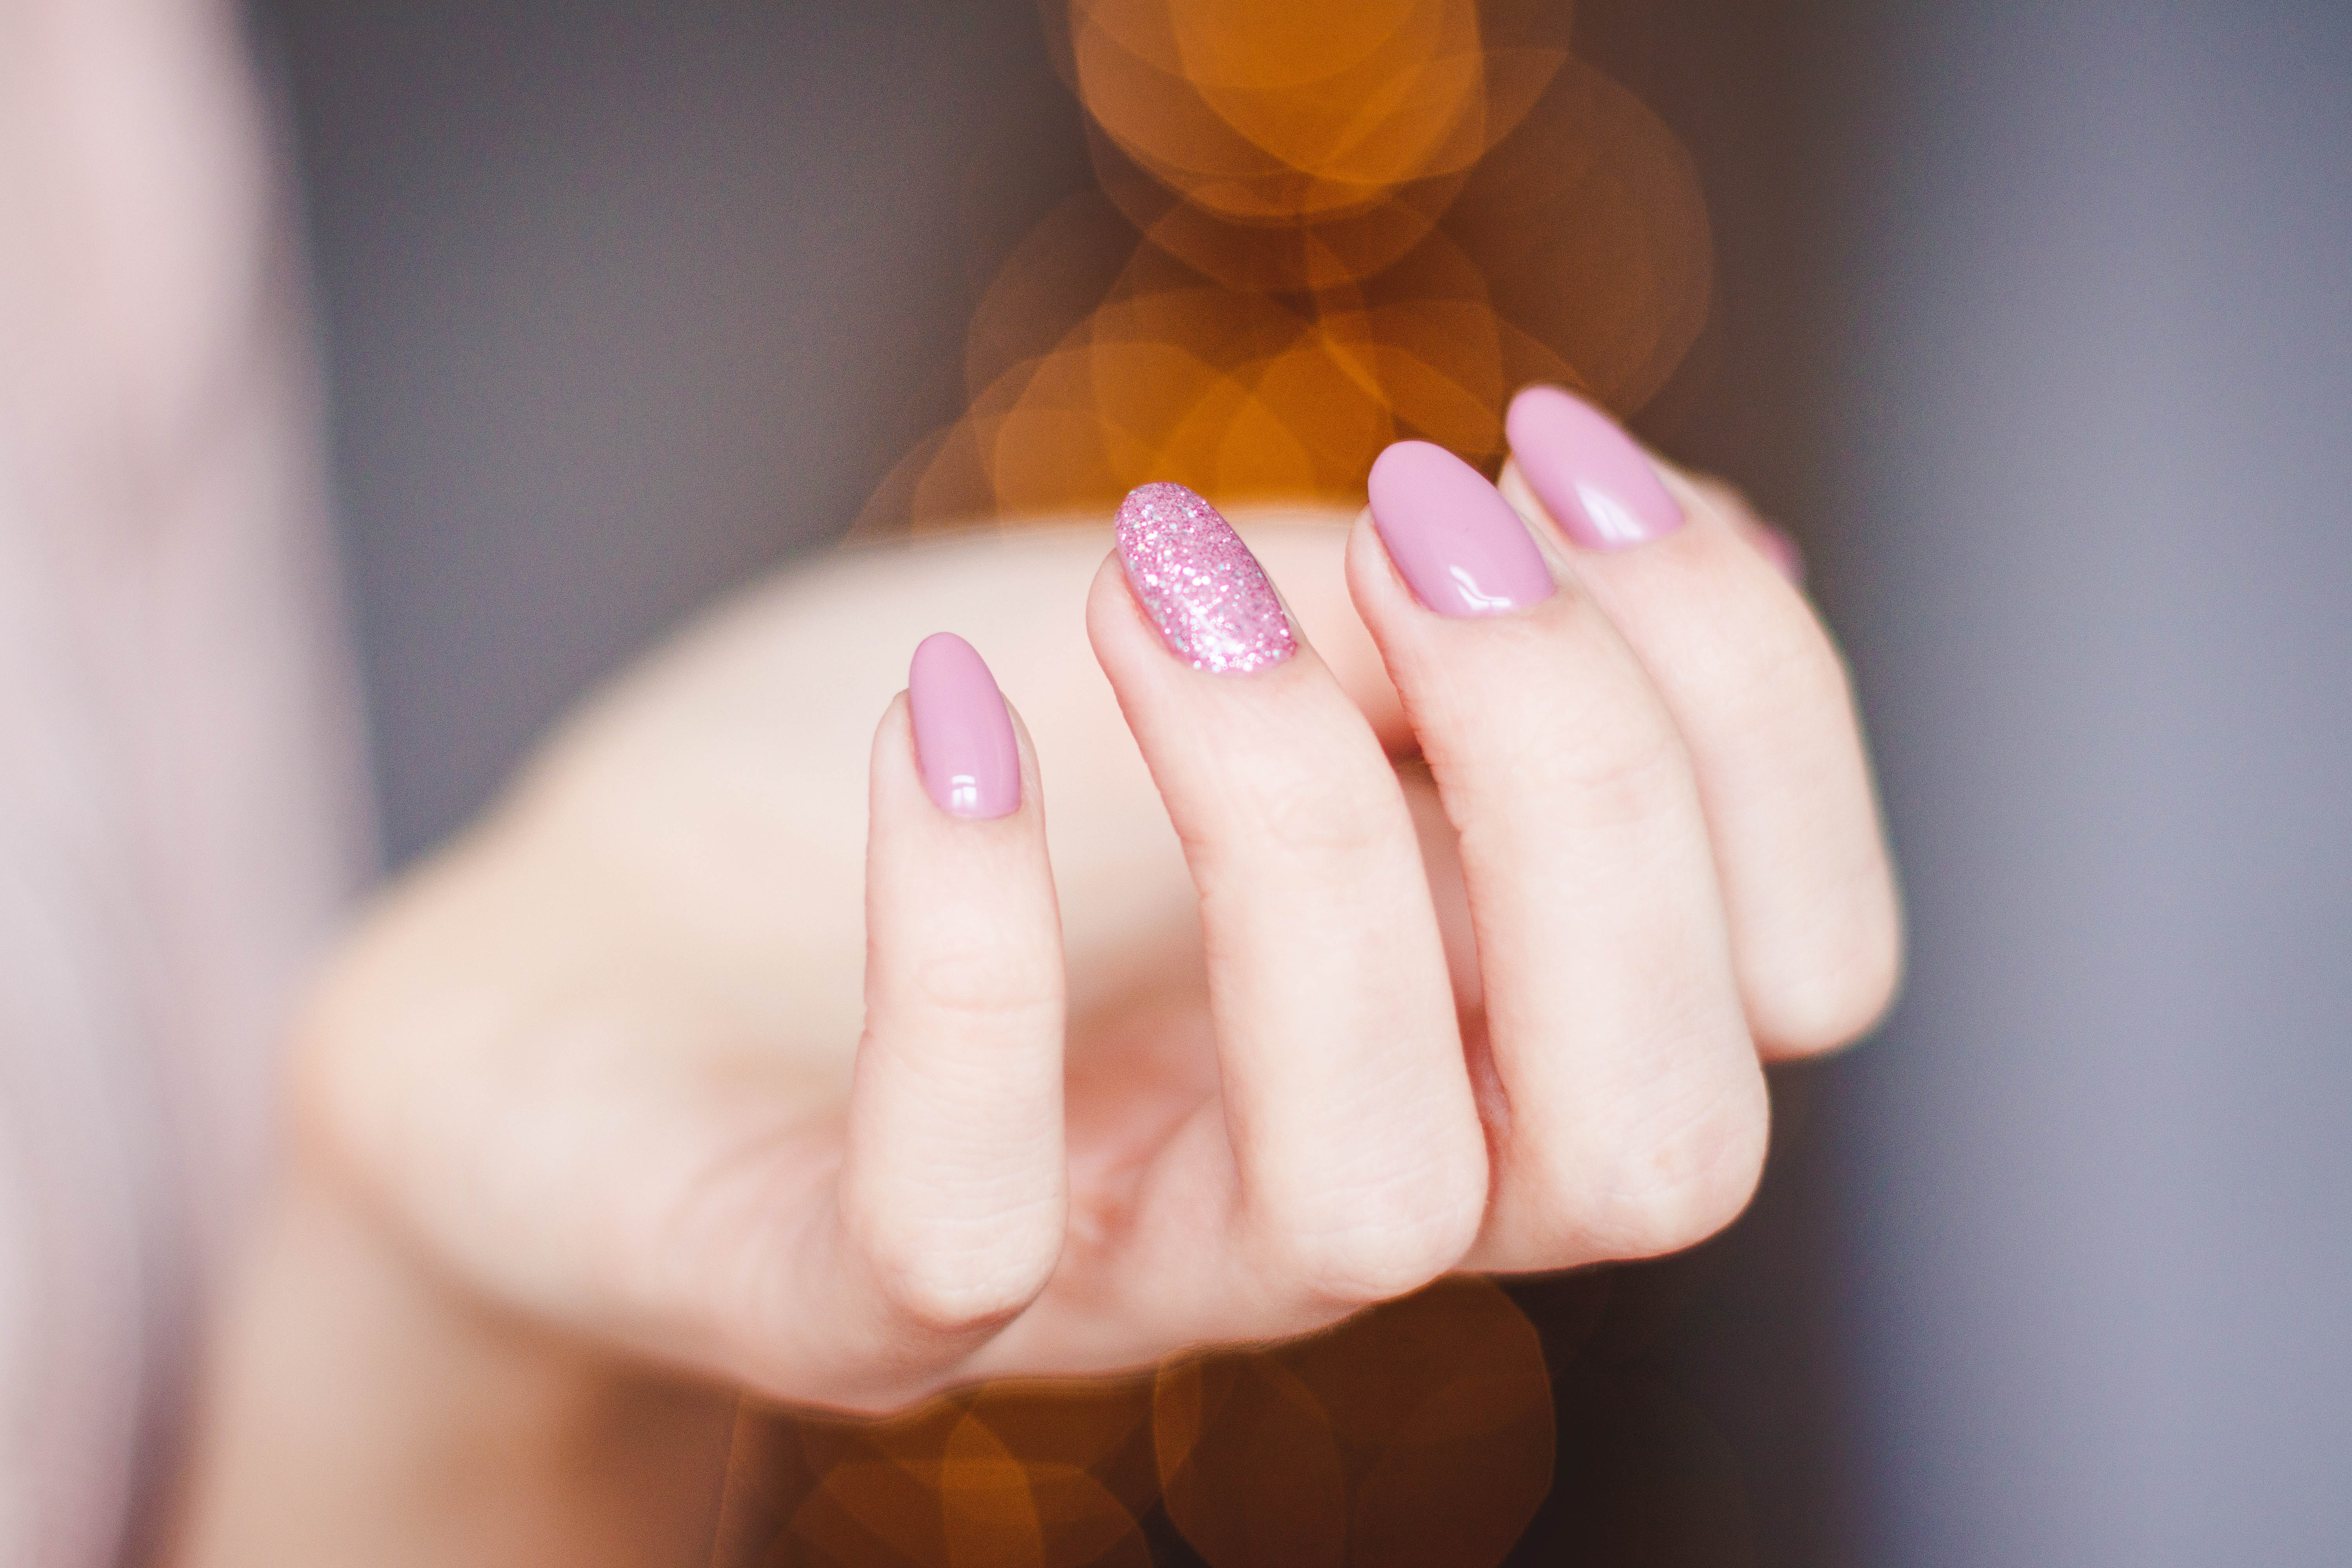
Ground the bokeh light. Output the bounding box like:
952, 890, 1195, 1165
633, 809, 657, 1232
1156, 1279, 1554, 1568
718, 1280, 1554, 1567
855, 0, 1711, 534
728, 5, 1720, 1561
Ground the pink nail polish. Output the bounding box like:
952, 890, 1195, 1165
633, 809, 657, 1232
1367, 440, 1555, 617
1505, 385, 1685, 551
1114, 482, 1297, 674
908, 633, 1020, 818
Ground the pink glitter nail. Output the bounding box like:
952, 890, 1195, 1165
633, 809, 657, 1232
1113, 482, 1297, 674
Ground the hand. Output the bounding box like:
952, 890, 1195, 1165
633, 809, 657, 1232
182, 392, 1898, 1562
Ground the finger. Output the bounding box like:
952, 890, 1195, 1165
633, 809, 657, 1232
1502, 386, 1902, 1056
1354, 442, 1769, 1272
1080, 484, 1485, 1336
823, 634, 1067, 1400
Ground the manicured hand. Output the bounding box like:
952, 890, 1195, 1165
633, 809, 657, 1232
188, 388, 1896, 1564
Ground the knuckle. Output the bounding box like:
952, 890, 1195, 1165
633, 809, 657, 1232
849, 1202, 1061, 1337
1253, 1151, 1488, 1306
1491, 673, 1689, 833
1214, 745, 1403, 865
873, 1267, 1030, 1339
1719, 606, 1855, 743
1558, 1062, 1770, 1261
1757, 915, 1905, 1057
901, 944, 1063, 1023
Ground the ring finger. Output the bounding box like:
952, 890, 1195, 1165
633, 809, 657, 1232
1353, 442, 1769, 1273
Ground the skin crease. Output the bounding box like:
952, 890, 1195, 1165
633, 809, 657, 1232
173, 466, 1900, 1565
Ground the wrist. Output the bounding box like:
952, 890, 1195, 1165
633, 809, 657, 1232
173, 1165, 737, 1567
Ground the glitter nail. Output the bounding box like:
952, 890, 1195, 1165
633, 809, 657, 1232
1113, 483, 1298, 674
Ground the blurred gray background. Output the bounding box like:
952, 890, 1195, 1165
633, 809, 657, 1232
254, 0, 2352, 1561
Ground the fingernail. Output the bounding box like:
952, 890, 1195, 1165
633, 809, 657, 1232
909, 633, 1020, 818
1114, 482, 1297, 674
1505, 385, 1684, 550
1366, 440, 1555, 617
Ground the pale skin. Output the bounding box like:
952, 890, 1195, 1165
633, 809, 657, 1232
175, 454, 1900, 1565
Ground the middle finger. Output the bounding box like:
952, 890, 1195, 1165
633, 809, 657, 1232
1076, 484, 1486, 1346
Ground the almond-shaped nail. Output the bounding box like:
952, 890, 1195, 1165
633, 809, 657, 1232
1114, 482, 1297, 673
1506, 385, 1684, 550
909, 632, 1020, 818
1367, 440, 1555, 617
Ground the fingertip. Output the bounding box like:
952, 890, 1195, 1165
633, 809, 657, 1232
1751, 886, 1907, 1060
